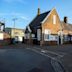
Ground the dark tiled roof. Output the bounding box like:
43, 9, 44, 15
25, 27, 30, 33
0, 22, 5, 25
61, 21, 72, 31
25, 11, 51, 33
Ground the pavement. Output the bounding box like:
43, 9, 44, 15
0, 43, 72, 72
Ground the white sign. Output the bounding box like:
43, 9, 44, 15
0, 33, 3, 40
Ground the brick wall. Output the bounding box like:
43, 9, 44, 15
0, 32, 11, 46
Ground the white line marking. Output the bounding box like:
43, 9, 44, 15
33, 47, 66, 57
27, 48, 63, 60
42, 50, 64, 57
31, 48, 56, 60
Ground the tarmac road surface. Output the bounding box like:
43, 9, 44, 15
0, 49, 65, 72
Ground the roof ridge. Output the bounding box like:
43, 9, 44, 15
61, 21, 72, 25
40, 10, 51, 15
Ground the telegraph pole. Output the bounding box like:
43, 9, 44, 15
12, 18, 17, 29
12, 18, 18, 40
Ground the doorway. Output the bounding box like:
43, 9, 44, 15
58, 36, 61, 44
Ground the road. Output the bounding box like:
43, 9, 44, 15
0, 44, 72, 72
0, 48, 65, 72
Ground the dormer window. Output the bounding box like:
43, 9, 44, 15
53, 15, 56, 24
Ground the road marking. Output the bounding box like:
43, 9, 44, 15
27, 47, 66, 72
26, 48, 64, 60
41, 49, 65, 57
41, 50, 46, 53
28, 47, 66, 57
31, 48, 56, 60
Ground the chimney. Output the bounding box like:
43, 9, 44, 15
37, 8, 40, 15
64, 16, 68, 23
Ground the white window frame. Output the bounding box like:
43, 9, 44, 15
44, 29, 51, 41
53, 15, 56, 24
37, 29, 41, 41
44, 29, 51, 34
32, 34, 35, 38
44, 34, 50, 41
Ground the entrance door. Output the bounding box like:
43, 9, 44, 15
22, 37, 24, 43
58, 35, 63, 45
15, 36, 18, 43
59, 36, 61, 44
58, 31, 63, 45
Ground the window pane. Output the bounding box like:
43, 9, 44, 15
44, 34, 49, 41
53, 15, 56, 24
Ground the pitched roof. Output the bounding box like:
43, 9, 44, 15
25, 11, 51, 33
0, 22, 5, 25
61, 22, 72, 31
30, 11, 50, 27
61, 21, 72, 35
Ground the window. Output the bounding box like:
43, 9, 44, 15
48, 35, 49, 39
25, 33, 30, 39
53, 15, 56, 24
32, 34, 35, 38
44, 34, 50, 41
37, 29, 41, 41
45, 29, 48, 34
44, 29, 51, 34
44, 29, 51, 41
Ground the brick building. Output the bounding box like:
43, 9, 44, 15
25, 8, 72, 45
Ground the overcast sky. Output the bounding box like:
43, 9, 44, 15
0, 0, 72, 29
